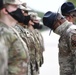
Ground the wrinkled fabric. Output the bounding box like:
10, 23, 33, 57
0, 22, 29, 75
13, 25, 45, 75
30, 29, 45, 74
58, 22, 76, 75
13, 25, 37, 75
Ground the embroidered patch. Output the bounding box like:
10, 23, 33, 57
71, 34, 76, 47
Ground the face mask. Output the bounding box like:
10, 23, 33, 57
0, 0, 4, 10
6, 8, 25, 23
33, 22, 43, 29
23, 15, 31, 25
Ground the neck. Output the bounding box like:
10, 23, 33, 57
54, 21, 71, 35
0, 16, 17, 27
28, 25, 34, 31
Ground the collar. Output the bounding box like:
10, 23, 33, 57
54, 21, 72, 35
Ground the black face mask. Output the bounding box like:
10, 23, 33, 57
0, 0, 4, 10
6, 8, 25, 23
33, 22, 43, 29
23, 15, 31, 25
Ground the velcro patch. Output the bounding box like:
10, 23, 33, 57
71, 34, 76, 47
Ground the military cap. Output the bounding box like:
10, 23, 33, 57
20, 3, 33, 12
61, 2, 76, 16
0, 0, 22, 10
43, 11, 58, 30
3, 0, 22, 5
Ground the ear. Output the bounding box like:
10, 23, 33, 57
67, 16, 73, 22
2, 8, 8, 14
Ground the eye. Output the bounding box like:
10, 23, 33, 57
11, 4, 19, 8
73, 14, 76, 17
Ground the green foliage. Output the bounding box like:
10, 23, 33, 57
37, 11, 44, 18
68, 0, 76, 6
35, 11, 44, 18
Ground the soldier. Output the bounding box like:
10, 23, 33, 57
19, 5, 45, 75
13, 24, 36, 75
43, 11, 76, 75
30, 12, 43, 29
0, 0, 30, 75
61, 2, 76, 24
28, 12, 45, 74
13, 4, 38, 75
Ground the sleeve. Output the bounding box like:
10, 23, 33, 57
36, 29, 45, 52
69, 30, 76, 74
0, 32, 11, 75
0, 43, 8, 75
0, 28, 28, 75
40, 33, 45, 52
35, 29, 45, 67
39, 33, 45, 67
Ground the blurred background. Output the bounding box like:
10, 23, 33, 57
21, 0, 76, 75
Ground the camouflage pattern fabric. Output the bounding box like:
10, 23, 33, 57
0, 22, 29, 75
58, 23, 76, 75
3, 0, 21, 5
13, 24, 38, 75
34, 29, 45, 67
30, 29, 45, 74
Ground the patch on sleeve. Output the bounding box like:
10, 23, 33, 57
71, 34, 76, 47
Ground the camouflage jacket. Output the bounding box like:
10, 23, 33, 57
34, 29, 45, 53
13, 25, 36, 63
0, 22, 29, 75
30, 29, 45, 62
58, 22, 76, 75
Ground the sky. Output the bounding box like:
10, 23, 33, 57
21, 0, 66, 13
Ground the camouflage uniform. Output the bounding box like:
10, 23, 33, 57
30, 29, 45, 74
34, 29, 44, 67
58, 21, 76, 75
0, 22, 29, 75
13, 24, 38, 75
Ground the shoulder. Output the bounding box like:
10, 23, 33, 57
35, 29, 40, 33
66, 25, 76, 48
34, 29, 41, 35
67, 25, 76, 34
0, 23, 17, 43
35, 29, 43, 37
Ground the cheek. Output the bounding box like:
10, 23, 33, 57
73, 18, 76, 24
22, 10, 24, 14
24, 13, 28, 16
7, 6, 17, 12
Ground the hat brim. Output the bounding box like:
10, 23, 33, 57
25, 7, 33, 11
20, 5, 33, 12
7, 0, 22, 5
68, 8, 76, 13
20, 5, 25, 10
43, 12, 59, 30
